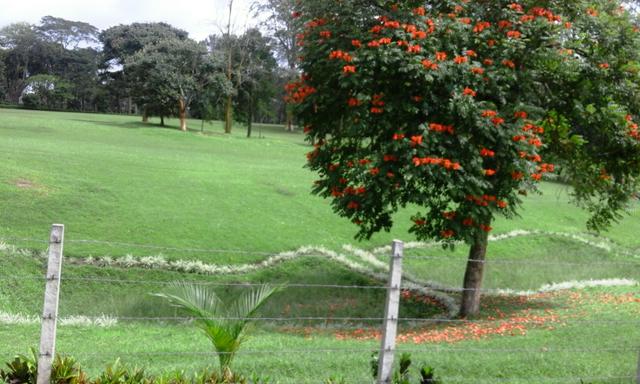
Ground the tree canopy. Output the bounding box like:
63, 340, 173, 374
292, 0, 640, 316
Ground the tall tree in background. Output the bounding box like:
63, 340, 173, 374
0, 23, 41, 103
100, 22, 189, 116
233, 29, 278, 137
38, 16, 98, 49
0, 51, 6, 102
127, 38, 209, 131
0, 18, 100, 109
294, 0, 640, 317
257, 0, 302, 131
223, 0, 236, 134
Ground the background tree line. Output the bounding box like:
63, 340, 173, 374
0, 1, 296, 134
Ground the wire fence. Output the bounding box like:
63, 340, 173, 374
1, 228, 639, 384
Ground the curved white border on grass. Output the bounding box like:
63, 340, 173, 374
2, 279, 636, 327
2, 230, 638, 322
0, 311, 117, 327
495, 278, 639, 296
370, 229, 634, 255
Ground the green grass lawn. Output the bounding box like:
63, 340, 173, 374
1, 108, 639, 261
1, 108, 639, 383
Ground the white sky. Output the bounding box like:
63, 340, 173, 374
0, 0, 256, 41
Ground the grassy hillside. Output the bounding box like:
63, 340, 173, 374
1, 109, 639, 261
1, 108, 639, 383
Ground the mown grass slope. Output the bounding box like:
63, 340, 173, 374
1, 108, 639, 383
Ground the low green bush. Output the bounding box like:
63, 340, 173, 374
0, 351, 270, 384
370, 352, 441, 384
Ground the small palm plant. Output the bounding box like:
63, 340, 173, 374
154, 282, 280, 374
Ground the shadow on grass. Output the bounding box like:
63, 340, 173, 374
70, 118, 181, 130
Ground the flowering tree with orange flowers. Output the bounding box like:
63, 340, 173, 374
290, 0, 640, 317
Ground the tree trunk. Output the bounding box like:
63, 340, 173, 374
247, 93, 253, 138
128, 96, 133, 114
459, 229, 490, 318
286, 110, 294, 132
142, 106, 149, 123
179, 98, 187, 132
160, 115, 165, 126
224, 96, 233, 134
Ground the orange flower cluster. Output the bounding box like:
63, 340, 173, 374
370, 93, 385, 114
319, 30, 331, 39
480, 148, 495, 157
329, 50, 353, 62
412, 157, 462, 170
383, 154, 398, 162
498, 20, 513, 29
343, 65, 356, 74
348, 185, 366, 195
440, 229, 455, 238
471, 67, 485, 75
508, 3, 524, 13
502, 59, 516, 69
481, 110, 498, 118
429, 123, 455, 134
284, 81, 317, 103
410, 135, 423, 146
506, 30, 522, 39
492, 117, 505, 126
435, 51, 448, 61
305, 18, 327, 29
540, 163, 555, 173
442, 211, 457, 220
466, 194, 503, 208
479, 224, 493, 232
530, 7, 563, 22
473, 21, 491, 33
522, 123, 544, 134
422, 59, 438, 70
454, 55, 468, 64
627, 115, 639, 139
463, 87, 477, 97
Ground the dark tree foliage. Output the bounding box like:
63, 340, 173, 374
293, 0, 640, 316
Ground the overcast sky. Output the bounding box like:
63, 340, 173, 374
0, 0, 256, 41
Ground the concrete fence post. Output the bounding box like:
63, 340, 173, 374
37, 224, 64, 384
377, 240, 404, 384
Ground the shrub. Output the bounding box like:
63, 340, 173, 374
370, 352, 441, 384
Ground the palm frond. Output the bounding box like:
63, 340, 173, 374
228, 284, 281, 320
153, 281, 222, 320
153, 282, 282, 373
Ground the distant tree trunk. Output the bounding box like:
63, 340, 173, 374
179, 98, 187, 132
224, 96, 233, 134
247, 92, 253, 138
128, 96, 133, 114
286, 110, 294, 132
160, 115, 165, 126
459, 229, 490, 318
142, 105, 149, 123
224, 0, 234, 134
